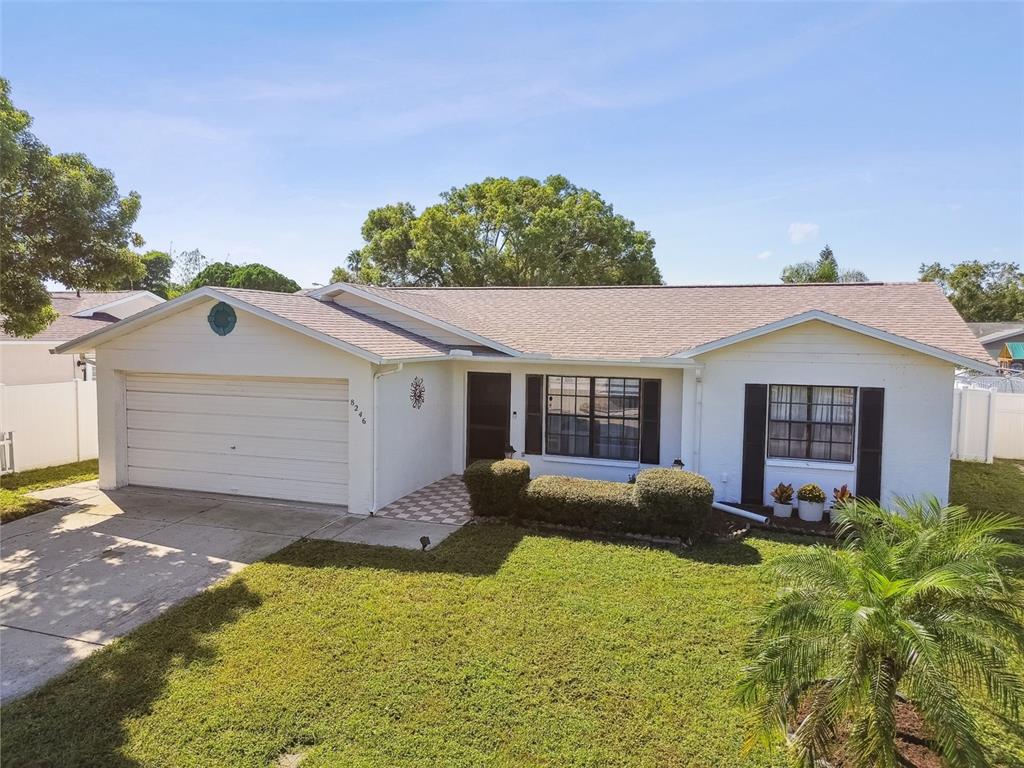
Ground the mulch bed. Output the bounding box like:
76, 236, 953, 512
705, 506, 837, 540
792, 695, 941, 768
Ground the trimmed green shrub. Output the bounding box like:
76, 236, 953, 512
463, 459, 531, 517
523, 475, 637, 531
633, 468, 714, 537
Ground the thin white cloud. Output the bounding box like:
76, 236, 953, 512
788, 222, 820, 244
756, 250, 772, 260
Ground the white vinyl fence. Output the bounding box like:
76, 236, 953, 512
951, 388, 1024, 462
0, 381, 98, 473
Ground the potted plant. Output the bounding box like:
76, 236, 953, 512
768, 483, 794, 518
796, 483, 826, 522
832, 483, 853, 510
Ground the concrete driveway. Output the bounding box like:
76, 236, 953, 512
0, 483, 461, 703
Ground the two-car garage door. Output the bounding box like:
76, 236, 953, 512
126, 374, 348, 505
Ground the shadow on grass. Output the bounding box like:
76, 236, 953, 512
0, 579, 262, 768
266, 523, 528, 577
270, 521, 765, 574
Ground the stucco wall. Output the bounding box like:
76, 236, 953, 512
94, 298, 375, 511
691, 320, 954, 506
1, 343, 78, 385
375, 361, 454, 508
449, 360, 685, 483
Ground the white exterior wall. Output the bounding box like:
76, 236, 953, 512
374, 361, 454, 508
94, 299, 375, 512
1, 343, 78, 385
449, 360, 685, 483
692, 321, 954, 507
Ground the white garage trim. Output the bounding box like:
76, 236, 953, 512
125, 373, 349, 505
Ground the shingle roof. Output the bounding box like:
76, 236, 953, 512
214, 287, 450, 359
355, 282, 990, 363
3, 291, 145, 342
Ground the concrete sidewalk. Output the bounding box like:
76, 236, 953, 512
0, 484, 461, 702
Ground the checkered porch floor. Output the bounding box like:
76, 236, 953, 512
375, 475, 472, 525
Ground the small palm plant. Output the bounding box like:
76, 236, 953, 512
737, 497, 1024, 768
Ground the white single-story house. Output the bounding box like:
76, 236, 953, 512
54, 281, 994, 514
2, 290, 164, 385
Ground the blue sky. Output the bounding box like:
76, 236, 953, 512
5, 2, 1022, 287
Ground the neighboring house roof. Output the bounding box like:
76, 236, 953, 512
1002, 342, 1024, 361
966, 322, 1024, 345
56, 281, 994, 371
345, 281, 989, 364
2, 291, 164, 342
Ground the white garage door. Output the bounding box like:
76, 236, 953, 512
126, 374, 348, 505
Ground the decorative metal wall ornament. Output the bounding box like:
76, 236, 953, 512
410, 376, 426, 409
207, 302, 237, 336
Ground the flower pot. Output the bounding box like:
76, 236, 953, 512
772, 502, 793, 518
797, 500, 825, 522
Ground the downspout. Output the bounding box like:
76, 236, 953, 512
370, 362, 403, 514
692, 367, 704, 473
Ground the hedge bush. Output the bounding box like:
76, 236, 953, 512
633, 468, 714, 537
463, 461, 715, 539
463, 459, 531, 517
523, 475, 636, 531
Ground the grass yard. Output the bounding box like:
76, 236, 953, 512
0, 459, 98, 523
2, 460, 1022, 767
2, 527, 801, 767
950, 458, 1024, 524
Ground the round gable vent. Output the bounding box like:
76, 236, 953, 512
207, 302, 237, 336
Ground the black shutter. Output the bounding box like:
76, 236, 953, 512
741, 384, 768, 504
856, 388, 884, 502
640, 379, 661, 464
525, 374, 543, 455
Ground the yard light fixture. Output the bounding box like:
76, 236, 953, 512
672, 458, 685, 470
504, 444, 516, 459
419, 535, 430, 551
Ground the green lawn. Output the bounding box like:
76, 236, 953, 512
0, 459, 98, 523
950, 457, 1024, 520
2, 460, 1021, 767
1, 527, 800, 767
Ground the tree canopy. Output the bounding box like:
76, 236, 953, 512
0, 77, 142, 337
919, 260, 1024, 322
187, 261, 301, 294
116, 250, 173, 298
780, 245, 868, 284
337, 175, 662, 287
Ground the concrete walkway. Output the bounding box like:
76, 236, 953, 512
0, 483, 462, 702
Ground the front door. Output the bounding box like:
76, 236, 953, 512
466, 372, 511, 465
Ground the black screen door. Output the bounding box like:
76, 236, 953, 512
466, 372, 511, 465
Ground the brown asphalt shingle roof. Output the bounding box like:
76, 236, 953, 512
3, 291, 147, 342
215, 288, 450, 359
355, 281, 990, 363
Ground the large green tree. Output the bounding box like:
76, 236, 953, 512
0, 78, 142, 337
188, 261, 301, 293
337, 175, 662, 286
919, 260, 1024, 322
116, 250, 173, 298
781, 245, 868, 284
